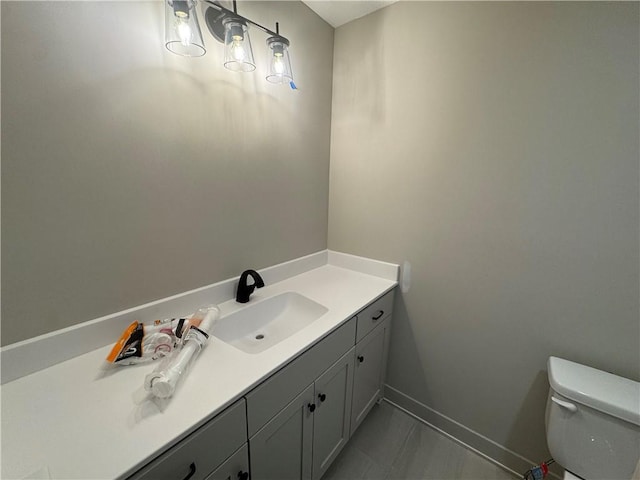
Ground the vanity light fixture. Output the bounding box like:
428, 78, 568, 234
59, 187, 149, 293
165, 0, 206, 57
222, 16, 255, 72
266, 28, 293, 85
165, 0, 296, 87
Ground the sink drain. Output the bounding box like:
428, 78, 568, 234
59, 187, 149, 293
255, 334, 265, 340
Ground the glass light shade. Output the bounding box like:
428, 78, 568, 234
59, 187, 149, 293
165, 0, 206, 57
223, 19, 256, 72
266, 37, 293, 84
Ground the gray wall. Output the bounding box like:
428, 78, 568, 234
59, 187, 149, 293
328, 1, 639, 470
1, 1, 334, 345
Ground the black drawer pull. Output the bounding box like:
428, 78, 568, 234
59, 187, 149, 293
318, 393, 326, 402
357, 355, 364, 363
238, 471, 249, 480
183, 462, 197, 480
308, 403, 316, 413
372, 310, 384, 321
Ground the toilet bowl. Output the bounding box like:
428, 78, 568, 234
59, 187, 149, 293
545, 356, 640, 480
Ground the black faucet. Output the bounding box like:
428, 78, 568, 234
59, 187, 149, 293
236, 269, 265, 303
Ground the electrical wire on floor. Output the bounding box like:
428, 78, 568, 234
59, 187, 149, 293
523, 459, 555, 480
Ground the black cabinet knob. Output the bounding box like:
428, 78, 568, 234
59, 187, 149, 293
308, 403, 316, 413
182, 463, 197, 480
372, 310, 384, 321
357, 355, 364, 363
318, 393, 327, 402
238, 471, 249, 480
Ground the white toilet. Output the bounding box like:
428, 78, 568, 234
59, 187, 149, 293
545, 356, 640, 480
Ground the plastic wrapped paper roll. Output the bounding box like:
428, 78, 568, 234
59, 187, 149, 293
144, 305, 220, 398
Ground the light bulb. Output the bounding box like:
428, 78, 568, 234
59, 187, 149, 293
231, 36, 246, 62
273, 54, 285, 75
176, 15, 192, 47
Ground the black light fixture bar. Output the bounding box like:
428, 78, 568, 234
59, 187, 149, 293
203, 0, 289, 43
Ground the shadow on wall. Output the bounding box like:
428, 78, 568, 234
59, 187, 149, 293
332, 10, 386, 126
385, 293, 432, 403
46, 64, 295, 174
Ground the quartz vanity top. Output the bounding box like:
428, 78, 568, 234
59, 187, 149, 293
1, 255, 397, 480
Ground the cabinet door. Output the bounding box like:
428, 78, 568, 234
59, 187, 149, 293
312, 348, 355, 480
205, 444, 249, 480
246, 318, 356, 437
351, 320, 389, 435
250, 384, 314, 480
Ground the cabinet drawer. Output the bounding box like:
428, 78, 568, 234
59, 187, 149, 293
246, 317, 356, 437
130, 399, 247, 480
205, 444, 249, 480
356, 290, 394, 343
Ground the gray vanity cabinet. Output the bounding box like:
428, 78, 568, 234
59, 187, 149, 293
246, 320, 357, 480
250, 350, 355, 480
350, 292, 393, 435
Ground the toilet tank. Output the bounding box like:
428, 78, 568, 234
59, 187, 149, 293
545, 357, 640, 480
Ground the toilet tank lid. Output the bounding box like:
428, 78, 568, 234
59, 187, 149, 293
548, 357, 640, 426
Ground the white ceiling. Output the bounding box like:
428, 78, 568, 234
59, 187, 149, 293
301, 1, 397, 28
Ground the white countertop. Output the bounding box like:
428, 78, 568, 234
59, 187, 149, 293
1, 258, 397, 480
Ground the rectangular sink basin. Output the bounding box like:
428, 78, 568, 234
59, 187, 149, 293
213, 292, 328, 354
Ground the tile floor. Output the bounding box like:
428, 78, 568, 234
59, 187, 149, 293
323, 401, 519, 480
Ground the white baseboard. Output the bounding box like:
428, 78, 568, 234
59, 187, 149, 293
384, 385, 561, 480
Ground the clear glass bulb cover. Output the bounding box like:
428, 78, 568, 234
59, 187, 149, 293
266, 40, 293, 84
223, 20, 255, 72
165, 0, 206, 57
